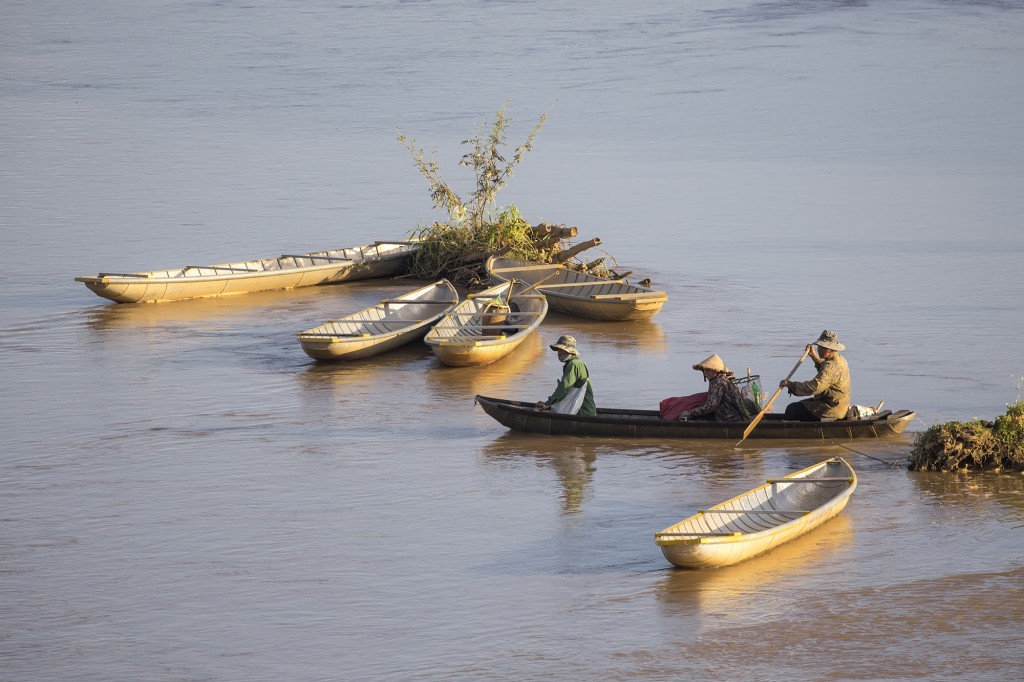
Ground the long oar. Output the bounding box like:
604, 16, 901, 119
736, 346, 811, 445
512, 271, 560, 297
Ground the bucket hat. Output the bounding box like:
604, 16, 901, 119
549, 335, 578, 355
812, 330, 845, 351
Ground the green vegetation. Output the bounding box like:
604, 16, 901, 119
908, 401, 1024, 472
397, 103, 576, 286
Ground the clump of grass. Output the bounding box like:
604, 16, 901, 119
908, 401, 1024, 472
405, 206, 558, 286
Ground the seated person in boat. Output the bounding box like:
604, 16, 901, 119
672, 354, 747, 422
779, 330, 851, 421
535, 335, 597, 417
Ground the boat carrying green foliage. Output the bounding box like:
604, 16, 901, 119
908, 401, 1024, 472
398, 102, 611, 287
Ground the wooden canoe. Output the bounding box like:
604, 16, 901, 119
75, 240, 420, 304
424, 281, 549, 367
473, 395, 916, 440
296, 280, 459, 361
655, 457, 857, 568
485, 256, 667, 321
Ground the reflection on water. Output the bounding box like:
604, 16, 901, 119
543, 311, 669, 353
422, 331, 545, 401
656, 513, 854, 616
911, 469, 1024, 515
481, 434, 611, 513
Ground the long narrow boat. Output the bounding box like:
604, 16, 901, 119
655, 457, 857, 568
474, 395, 916, 440
75, 240, 420, 304
296, 280, 459, 361
424, 281, 549, 367
486, 256, 667, 321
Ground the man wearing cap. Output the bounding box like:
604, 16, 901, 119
535, 335, 597, 417
779, 330, 851, 421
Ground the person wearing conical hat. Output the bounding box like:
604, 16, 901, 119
779, 330, 851, 421
535, 335, 597, 417
674, 354, 747, 422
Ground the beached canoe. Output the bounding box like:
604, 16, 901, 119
655, 457, 857, 568
424, 281, 548, 367
473, 395, 916, 440
75, 240, 420, 304
296, 280, 459, 361
485, 256, 667, 321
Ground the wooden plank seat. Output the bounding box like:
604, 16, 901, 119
766, 477, 855, 484
699, 509, 811, 515
185, 265, 258, 272
280, 254, 353, 262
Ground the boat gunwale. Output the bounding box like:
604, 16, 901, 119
296, 280, 458, 348
655, 458, 857, 549
474, 395, 915, 430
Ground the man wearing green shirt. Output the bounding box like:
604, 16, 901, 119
535, 335, 597, 417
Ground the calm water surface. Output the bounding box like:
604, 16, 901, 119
2, 1, 1023, 680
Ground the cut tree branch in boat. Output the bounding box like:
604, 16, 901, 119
530, 223, 578, 239
553, 238, 602, 263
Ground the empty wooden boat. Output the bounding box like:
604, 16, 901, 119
486, 256, 667, 321
296, 280, 459, 361
474, 395, 916, 440
75, 240, 420, 304
655, 457, 857, 569
424, 280, 548, 367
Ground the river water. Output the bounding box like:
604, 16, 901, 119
2, 1, 1023, 680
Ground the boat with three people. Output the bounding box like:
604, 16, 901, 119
474, 395, 915, 440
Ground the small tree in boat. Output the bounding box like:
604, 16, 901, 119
398, 102, 609, 287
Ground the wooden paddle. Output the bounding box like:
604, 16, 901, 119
736, 346, 811, 445
511, 271, 560, 297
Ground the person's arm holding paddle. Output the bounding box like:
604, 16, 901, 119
736, 346, 811, 445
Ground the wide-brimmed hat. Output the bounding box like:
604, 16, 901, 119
812, 330, 845, 351
550, 335, 578, 355
692, 354, 731, 374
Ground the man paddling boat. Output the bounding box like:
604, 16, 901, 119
779, 330, 851, 421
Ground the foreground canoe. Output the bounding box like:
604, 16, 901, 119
424, 281, 548, 367
655, 457, 857, 568
296, 280, 459, 361
75, 240, 420, 303
486, 256, 667, 321
474, 395, 916, 440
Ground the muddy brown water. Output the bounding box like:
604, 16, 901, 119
2, 1, 1022, 679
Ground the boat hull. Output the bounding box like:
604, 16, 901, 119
76, 241, 418, 304
474, 396, 915, 440
656, 458, 857, 568
425, 282, 548, 367
297, 280, 458, 361
486, 257, 666, 321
